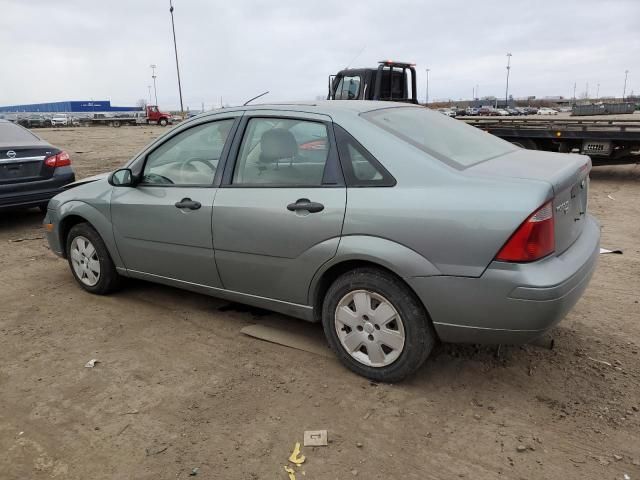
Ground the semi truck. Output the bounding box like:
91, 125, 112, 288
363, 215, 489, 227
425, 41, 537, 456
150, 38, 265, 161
83, 105, 173, 127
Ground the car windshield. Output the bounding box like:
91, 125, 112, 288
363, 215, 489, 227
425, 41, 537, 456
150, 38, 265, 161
0, 122, 40, 142
363, 106, 516, 168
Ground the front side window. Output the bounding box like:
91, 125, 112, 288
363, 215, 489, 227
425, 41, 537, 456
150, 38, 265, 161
334, 75, 361, 100
232, 118, 330, 186
142, 119, 234, 185
363, 107, 516, 168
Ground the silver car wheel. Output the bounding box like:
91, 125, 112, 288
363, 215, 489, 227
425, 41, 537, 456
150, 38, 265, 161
334, 289, 406, 368
70, 236, 100, 287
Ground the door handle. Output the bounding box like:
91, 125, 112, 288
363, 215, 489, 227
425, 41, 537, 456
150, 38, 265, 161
175, 198, 202, 210
287, 198, 324, 213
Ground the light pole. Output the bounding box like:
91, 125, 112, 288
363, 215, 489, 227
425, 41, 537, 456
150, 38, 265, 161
623, 70, 629, 101
150, 64, 158, 106
596, 83, 600, 100
147, 85, 152, 105
505, 53, 512, 107
572, 82, 577, 103
476, 84, 479, 100
169, 0, 184, 115
425, 68, 430, 105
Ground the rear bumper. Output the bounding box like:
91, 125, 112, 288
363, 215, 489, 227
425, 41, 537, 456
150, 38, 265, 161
0, 168, 75, 210
407, 214, 600, 344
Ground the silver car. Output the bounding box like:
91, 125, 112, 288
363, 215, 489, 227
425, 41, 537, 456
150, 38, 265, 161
44, 101, 599, 381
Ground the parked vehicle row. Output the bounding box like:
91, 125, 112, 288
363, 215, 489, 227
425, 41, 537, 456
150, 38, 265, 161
42, 101, 598, 382
460, 106, 557, 116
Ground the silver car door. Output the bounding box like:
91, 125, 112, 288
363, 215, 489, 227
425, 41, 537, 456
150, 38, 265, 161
212, 112, 346, 305
111, 117, 238, 287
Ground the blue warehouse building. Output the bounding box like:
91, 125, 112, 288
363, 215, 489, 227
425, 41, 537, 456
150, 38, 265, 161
0, 100, 139, 113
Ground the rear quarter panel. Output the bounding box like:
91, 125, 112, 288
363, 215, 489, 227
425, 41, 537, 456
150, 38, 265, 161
334, 113, 552, 277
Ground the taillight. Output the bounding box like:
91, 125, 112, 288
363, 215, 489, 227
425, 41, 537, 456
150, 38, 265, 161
44, 151, 71, 168
495, 201, 555, 262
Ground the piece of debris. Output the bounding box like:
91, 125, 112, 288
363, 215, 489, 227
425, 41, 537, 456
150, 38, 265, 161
303, 430, 328, 447
607, 194, 615, 200
8, 236, 44, 243
587, 357, 612, 367
240, 324, 333, 358
351, 469, 358, 476
614, 454, 623, 461
516, 445, 527, 453
145, 445, 169, 456
599, 247, 623, 254
356, 442, 363, 448
117, 424, 130, 436
84, 359, 99, 368
284, 465, 296, 480
189, 467, 199, 476
288, 442, 306, 466
623, 475, 630, 480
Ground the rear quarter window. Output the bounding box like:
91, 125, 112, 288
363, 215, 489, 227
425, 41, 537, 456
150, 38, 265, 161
362, 107, 516, 168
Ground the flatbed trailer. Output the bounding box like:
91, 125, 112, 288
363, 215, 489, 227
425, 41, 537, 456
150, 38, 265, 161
460, 115, 640, 165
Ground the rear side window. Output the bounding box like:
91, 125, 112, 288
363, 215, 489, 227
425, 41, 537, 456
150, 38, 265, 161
363, 107, 516, 168
0, 122, 40, 142
334, 125, 395, 187
232, 117, 336, 186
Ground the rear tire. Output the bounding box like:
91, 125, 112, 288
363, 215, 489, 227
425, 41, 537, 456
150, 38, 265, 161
510, 138, 538, 150
66, 223, 121, 295
322, 267, 436, 382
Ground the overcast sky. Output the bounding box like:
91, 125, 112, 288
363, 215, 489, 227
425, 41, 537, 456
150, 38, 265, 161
0, 0, 638, 110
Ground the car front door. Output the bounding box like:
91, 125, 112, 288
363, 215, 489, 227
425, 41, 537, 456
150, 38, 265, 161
111, 115, 239, 287
212, 112, 346, 306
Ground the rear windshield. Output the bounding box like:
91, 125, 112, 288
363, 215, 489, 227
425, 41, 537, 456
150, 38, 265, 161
362, 107, 516, 168
0, 122, 40, 143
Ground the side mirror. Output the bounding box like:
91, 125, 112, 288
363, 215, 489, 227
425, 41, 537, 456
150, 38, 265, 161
108, 168, 136, 187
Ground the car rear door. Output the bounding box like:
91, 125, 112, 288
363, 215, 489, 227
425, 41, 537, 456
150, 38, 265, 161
110, 114, 241, 287
212, 111, 346, 306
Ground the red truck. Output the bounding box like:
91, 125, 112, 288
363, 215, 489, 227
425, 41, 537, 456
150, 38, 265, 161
85, 105, 174, 127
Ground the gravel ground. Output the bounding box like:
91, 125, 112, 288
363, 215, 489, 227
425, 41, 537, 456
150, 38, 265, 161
0, 126, 638, 479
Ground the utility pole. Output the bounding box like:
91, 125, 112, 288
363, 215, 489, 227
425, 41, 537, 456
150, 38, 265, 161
596, 83, 600, 100
425, 68, 430, 105
150, 65, 158, 105
623, 70, 629, 101
572, 82, 577, 103
169, 0, 184, 115
586, 82, 589, 99
476, 84, 479, 100
505, 53, 512, 107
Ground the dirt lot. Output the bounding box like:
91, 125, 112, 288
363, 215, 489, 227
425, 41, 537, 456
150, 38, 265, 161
1, 126, 639, 479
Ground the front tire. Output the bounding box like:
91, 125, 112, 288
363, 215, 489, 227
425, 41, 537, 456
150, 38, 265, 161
322, 268, 436, 382
159, 118, 168, 126
66, 223, 121, 295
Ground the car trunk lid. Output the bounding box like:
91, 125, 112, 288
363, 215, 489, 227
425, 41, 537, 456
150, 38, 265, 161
0, 145, 58, 185
467, 149, 591, 255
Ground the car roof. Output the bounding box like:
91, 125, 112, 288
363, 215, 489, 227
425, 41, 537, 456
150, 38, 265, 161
197, 100, 418, 120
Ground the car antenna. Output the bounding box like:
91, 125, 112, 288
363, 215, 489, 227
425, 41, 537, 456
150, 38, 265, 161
345, 46, 366, 69
243, 91, 270, 106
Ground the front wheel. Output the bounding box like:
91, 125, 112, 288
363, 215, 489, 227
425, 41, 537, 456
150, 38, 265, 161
322, 268, 436, 382
66, 223, 121, 294
159, 118, 168, 126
